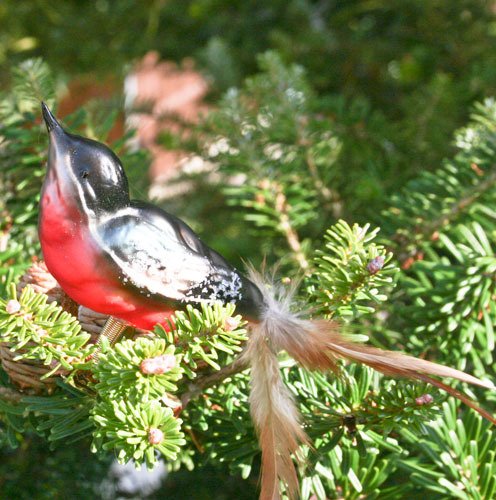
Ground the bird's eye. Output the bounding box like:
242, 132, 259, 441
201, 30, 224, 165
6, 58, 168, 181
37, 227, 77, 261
81, 171, 89, 179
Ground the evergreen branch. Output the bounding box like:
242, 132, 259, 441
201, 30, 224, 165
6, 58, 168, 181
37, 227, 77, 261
385, 100, 496, 265
154, 302, 248, 374
23, 386, 95, 443
0, 284, 93, 377
304, 148, 338, 215
422, 166, 496, 238
273, 183, 310, 271
92, 400, 186, 469
310, 220, 397, 319
400, 400, 496, 499
180, 355, 248, 407
392, 164, 496, 261
94, 337, 184, 402
396, 221, 496, 364
11, 58, 55, 115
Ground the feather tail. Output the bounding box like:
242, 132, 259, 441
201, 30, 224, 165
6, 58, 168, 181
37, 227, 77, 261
243, 320, 308, 500
272, 316, 495, 424
244, 270, 495, 500
288, 319, 496, 425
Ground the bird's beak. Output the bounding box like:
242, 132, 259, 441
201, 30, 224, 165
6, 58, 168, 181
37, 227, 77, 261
41, 102, 62, 134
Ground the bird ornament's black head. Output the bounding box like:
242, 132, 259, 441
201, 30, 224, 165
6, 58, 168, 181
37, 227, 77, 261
41, 102, 130, 215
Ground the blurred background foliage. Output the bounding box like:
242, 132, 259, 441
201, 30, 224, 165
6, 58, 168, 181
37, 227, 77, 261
2, 0, 496, 182
2, 0, 496, 498
4, 0, 496, 261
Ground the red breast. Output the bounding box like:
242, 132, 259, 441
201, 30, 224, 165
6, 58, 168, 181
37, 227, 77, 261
40, 184, 174, 329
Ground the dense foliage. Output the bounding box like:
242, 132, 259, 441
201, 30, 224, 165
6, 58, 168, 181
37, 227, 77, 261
1, 2, 496, 498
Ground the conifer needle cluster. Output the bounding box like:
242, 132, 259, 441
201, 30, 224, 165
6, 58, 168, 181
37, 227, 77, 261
0, 57, 495, 498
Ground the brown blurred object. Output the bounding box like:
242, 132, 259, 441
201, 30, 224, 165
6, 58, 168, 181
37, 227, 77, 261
57, 53, 209, 183
125, 51, 209, 180
58, 74, 124, 142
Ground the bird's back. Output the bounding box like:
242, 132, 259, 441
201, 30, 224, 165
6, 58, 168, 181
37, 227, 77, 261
94, 201, 265, 328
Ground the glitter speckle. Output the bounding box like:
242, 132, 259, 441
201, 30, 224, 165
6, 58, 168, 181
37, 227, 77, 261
185, 268, 243, 304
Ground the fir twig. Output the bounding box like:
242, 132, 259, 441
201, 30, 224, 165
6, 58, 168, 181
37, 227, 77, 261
273, 182, 310, 271
391, 165, 496, 261
421, 166, 496, 239
181, 355, 248, 407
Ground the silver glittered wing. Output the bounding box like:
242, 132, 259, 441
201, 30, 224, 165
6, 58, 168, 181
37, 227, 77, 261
95, 203, 244, 305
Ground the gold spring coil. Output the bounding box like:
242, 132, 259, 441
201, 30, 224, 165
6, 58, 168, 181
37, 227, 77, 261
92, 316, 127, 361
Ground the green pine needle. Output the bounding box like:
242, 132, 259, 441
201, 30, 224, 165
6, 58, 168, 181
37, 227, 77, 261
154, 302, 247, 374
0, 284, 93, 377
310, 220, 397, 319
91, 399, 186, 469
94, 337, 183, 402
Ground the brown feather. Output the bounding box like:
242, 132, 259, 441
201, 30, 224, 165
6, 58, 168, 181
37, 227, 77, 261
280, 319, 495, 423
244, 268, 495, 500
243, 321, 307, 500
